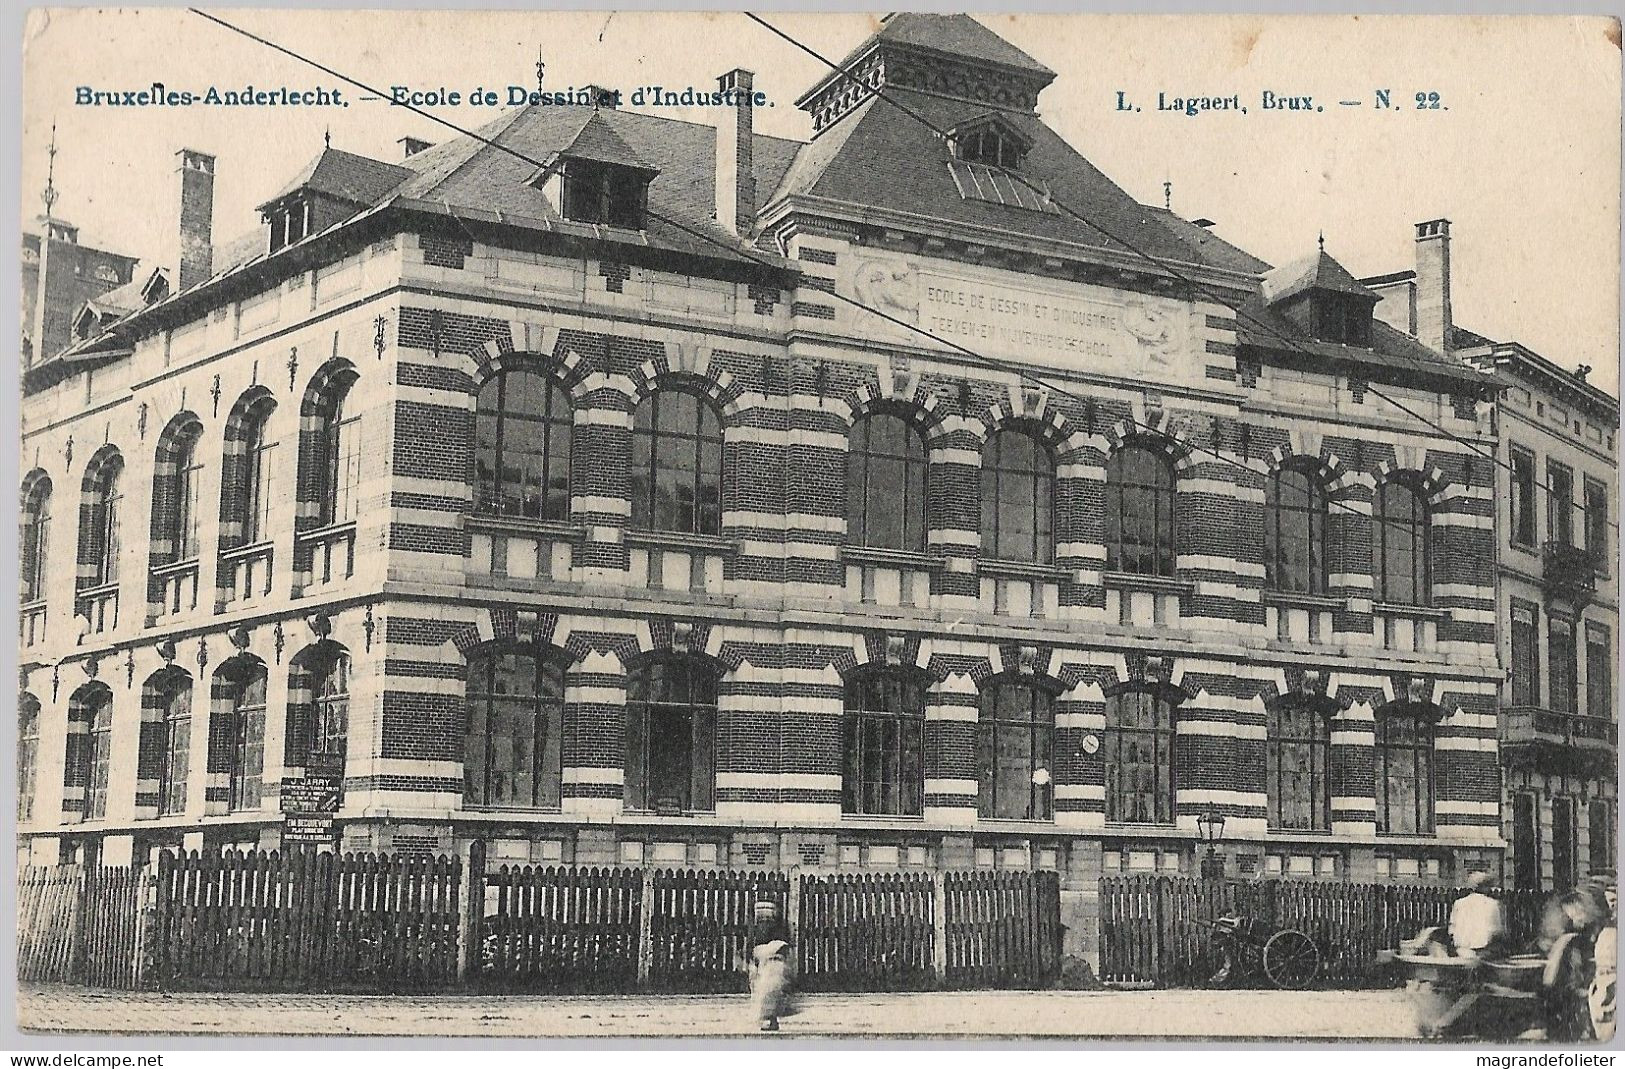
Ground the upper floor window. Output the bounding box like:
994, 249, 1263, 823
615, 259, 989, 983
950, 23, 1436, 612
21, 476, 52, 603
1584, 477, 1609, 571
1264, 461, 1328, 594
464, 642, 565, 809
561, 160, 650, 229
1106, 445, 1177, 576
630, 389, 722, 536
1509, 446, 1537, 548
153, 418, 204, 565
625, 655, 717, 813
475, 369, 573, 521
1266, 696, 1331, 831
1105, 688, 1177, 825
1586, 623, 1612, 721
1374, 705, 1434, 836
1510, 600, 1541, 707
1548, 461, 1575, 546
981, 429, 1054, 564
848, 412, 927, 553
80, 452, 124, 588
1549, 616, 1578, 715
298, 364, 362, 531
843, 668, 925, 817
978, 679, 1054, 821
1373, 478, 1430, 605
223, 393, 278, 548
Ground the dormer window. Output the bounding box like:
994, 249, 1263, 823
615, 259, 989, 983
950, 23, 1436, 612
267, 198, 312, 253
949, 115, 1032, 171
560, 159, 650, 229
1314, 294, 1373, 347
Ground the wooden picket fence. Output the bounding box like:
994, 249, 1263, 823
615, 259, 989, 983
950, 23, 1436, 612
797, 872, 936, 991
17, 865, 145, 988
476, 860, 641, 990
944, 870, 1062, 988
150, 849, 461, 990
648, 867, 791, 990
1097, 875, 1546, 988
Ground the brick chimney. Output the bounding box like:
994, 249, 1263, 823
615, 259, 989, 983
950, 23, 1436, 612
1413, 218, 1453, 354
714, 69, 756, 236
176, 149, 215, 291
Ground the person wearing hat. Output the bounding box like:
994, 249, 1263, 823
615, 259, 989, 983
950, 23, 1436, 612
1449, 870, 1506, 959
747, 900, 793, 1032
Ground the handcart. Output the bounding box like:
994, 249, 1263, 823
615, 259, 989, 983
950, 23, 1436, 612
1198, 913, 1323, 990
1388, 926, 1591, 1040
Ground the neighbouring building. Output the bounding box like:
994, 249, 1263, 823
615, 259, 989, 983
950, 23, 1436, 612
18, 14, 1508, 972
21, 214, 140, 370
1367, 222, 1620, 893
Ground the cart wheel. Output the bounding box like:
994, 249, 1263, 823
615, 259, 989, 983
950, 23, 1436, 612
1263, 928, 1321, 990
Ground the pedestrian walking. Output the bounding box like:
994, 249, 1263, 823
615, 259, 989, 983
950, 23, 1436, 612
747, 899, 793, 1032
1448, 871, 1506, 958
1588, 874, 1617, 1042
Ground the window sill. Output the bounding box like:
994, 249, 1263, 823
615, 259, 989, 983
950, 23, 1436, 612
840, 812, 927, 822
465, 513, 587, 542
1372, 601, 1450, 620
148, 557, 201, 581
219, 539, 275, 564
981, 559, 1071, 581
76, 580, 120, 599
20, 598, 46, 612
623, 529, 739, 555
1102, 571, 1194, 595
1261, 590, 1346, 611
1511, 540, 1539, 558
842, 546, 946, 571
295, 520, 357, 544
460, 804, 565, 816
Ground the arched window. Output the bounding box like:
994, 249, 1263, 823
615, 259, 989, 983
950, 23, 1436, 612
1375, 705, 1434, 835
630, 389, 723, 535
73, 685, 115, 821
80, 452, 124, 587
847, 412, 928, 552
842, 668, 925, 816
1265, 462, 1328, 594
21, 477, 52, 603
1374, 478, 1430, 605
625, 655, 716, 812
1266, 697, 1331, 831
310, 646, 350, 761
981, 430, 1054, 564
142, 669, 192, 817
222, 393, 278, 549
1106, 445, 1177, 576
18, 693, 39, 822
148, 417, 206, 573
1105, 689, 1177, 825
216, 657, 267, 812
321, 384, 362, 527
464, 643, 565, 808
978, 679, 1054, 820
475, 369, 572, 520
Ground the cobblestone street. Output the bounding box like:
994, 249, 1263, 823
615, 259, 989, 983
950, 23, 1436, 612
18, 984, 1423, 1040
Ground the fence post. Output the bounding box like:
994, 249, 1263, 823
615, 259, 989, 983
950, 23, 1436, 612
458, 839, 485, 983
931, 869, 948, 984
637, 868, 655, 985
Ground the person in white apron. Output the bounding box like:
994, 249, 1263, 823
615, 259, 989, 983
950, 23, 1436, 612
747, 900, 793, 1032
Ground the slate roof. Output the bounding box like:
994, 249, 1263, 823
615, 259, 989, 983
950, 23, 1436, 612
1261, 250, 1378, 305
838, 12, 1054, 81
257, 147, 414, 210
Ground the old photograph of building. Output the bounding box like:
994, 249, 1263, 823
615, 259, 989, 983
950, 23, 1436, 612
11, 9, 1621, 1044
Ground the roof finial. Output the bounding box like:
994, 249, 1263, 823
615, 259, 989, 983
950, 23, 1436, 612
1163, 179, 1171, 212
41, 122, 58, 218
536, 48, 547, 91
1317, 230, 1325, 253
324, 126, 331, 149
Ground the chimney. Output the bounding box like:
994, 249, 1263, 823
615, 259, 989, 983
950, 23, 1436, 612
398, 136, 432, 159
714, 69, 756, 236
176, 149, 215, 291
1413, 218, 1453, 354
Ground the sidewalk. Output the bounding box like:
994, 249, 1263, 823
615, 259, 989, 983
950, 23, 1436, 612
18, 985, 1421, 1039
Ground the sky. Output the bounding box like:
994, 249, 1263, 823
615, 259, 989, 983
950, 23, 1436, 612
20, 10, 1623, 394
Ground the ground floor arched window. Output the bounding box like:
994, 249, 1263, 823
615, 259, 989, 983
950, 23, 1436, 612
625, 655, 716, 813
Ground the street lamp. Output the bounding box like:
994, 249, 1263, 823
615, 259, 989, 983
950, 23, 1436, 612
1197, 803, 1226, 880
